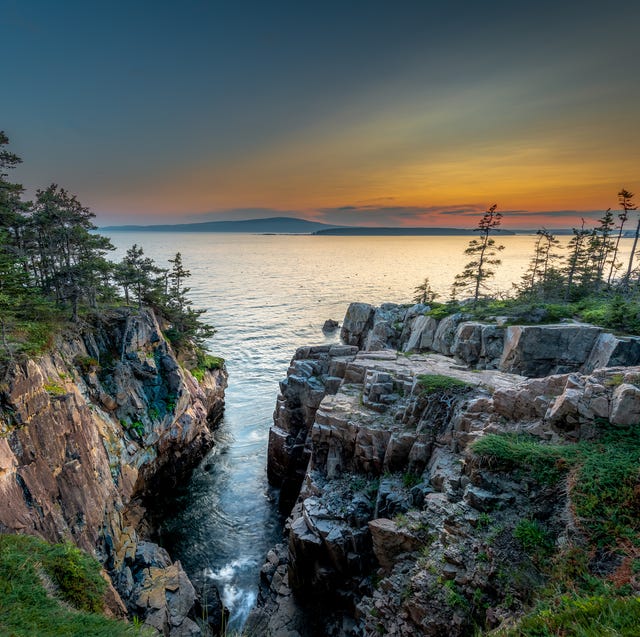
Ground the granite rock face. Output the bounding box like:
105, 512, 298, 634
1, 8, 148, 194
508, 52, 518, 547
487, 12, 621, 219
257, 302, 640, 637
0, 308, 227, 635
347, 302, 640, 377
499, 324, 603, 377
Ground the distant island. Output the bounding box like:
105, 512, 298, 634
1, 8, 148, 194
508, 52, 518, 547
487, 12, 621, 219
102, 216, 518, 235
101, 216, 340, 234
313, 226, 516, 236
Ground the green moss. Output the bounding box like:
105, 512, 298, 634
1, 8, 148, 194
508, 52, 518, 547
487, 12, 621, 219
417, 374, 473, 395
43, 381, 66, 397
0, 533, 148, 636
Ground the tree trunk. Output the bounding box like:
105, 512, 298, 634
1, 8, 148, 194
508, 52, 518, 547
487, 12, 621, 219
623, 218, 640, 290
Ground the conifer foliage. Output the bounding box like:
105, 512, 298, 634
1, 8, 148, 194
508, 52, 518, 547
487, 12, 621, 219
452, 204, 504, 305
0, 131, 214, 361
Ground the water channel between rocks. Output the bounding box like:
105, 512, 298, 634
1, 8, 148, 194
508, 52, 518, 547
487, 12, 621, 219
105, 231, 634, 630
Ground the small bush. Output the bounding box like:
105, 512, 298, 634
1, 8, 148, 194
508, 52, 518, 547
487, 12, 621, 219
417, 374, 472, 395
44, 381, 66, 397
191, 354, 225, 382
75, 355, 101, 373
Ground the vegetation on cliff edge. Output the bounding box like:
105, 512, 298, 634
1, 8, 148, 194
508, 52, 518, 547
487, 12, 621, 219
0, 534, 150, 637
0, 130, 217, 366
472, 421, 640, 636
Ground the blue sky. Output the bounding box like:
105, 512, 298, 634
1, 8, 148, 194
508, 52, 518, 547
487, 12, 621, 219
2, 0, 639, 227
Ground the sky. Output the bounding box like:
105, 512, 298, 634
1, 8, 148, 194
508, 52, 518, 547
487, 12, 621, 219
2, 0, 639, 228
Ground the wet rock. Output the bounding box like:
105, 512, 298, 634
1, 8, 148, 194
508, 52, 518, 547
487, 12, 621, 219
322, 319, 340, 332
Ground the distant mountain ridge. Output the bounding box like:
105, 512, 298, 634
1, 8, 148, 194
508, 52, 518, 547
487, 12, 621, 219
101, 216, 340, 233
102, 216, 520, 235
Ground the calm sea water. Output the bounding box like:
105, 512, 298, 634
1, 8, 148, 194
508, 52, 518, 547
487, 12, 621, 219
106, 232, 633, 629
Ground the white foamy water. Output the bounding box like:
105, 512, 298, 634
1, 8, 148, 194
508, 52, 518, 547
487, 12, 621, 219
105, 231, 634, 629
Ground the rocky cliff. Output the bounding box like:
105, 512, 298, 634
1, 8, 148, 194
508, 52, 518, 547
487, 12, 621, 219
250, 302, 640, 636
0, 308, 227, 636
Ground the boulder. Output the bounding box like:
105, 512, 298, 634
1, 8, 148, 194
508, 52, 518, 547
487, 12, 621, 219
609, 382, 640, 426
369, 518, 422, 572
432, 313, 470, 356
340, 303, 375, 348
403, 315, 439, 352
499, 324, 602, 377
582, 332, 640, 373
322, 319, 340, 332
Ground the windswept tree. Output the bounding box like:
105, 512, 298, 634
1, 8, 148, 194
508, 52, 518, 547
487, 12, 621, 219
519, 228, 562, 299
563, 219, 591, 300
413, 277, 438, 305
452, 204, 504, 305
619, 189, 638, 289
608, 189, 635, 285
592, 208, 616, 288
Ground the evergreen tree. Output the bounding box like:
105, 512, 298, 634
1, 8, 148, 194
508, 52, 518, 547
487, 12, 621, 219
607, 189, 635, 285
592, 208, 615, 287
564, 220, 591, 300
413, 277, 438, 305
520, 228, 562, 299
619, 189, 638, 290
115, 244, 159, 309
452, 204, 504, 305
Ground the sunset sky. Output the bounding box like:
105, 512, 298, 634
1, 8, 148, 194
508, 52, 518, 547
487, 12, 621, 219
2, 0, 639, 228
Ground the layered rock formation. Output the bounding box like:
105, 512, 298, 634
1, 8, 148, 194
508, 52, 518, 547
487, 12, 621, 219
252, 301, 640, 636
0, 308, 227, 636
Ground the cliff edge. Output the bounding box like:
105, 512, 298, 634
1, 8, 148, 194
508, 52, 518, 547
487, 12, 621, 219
0, 308, 227, 636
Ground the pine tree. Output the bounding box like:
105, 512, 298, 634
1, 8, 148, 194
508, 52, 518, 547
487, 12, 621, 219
413, 277, 438, 305
607, 189, 635, 285
115, 244, 159, 309
564, 220, 591, 300
592, 208, 615, 288
619, 189, 638, 290
452, 204, 504, 305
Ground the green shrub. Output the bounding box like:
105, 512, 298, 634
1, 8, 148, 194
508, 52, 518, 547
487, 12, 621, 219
191, 354, 225, 382
75, 355, 101, 373
426, 302, 459, 320
402, 472, 421, 488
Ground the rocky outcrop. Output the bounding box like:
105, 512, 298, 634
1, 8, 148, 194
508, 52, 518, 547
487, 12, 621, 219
0, 308, 227, 635
345, 301, 640, 378
499, 324, 603, 377
268, 343, 359, 511
258, 300, 640, 636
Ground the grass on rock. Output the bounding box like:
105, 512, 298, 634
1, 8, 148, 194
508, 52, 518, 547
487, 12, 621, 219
0, 533, 149, 637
